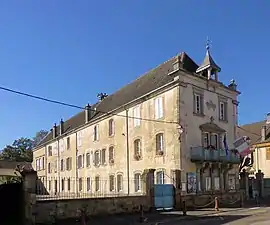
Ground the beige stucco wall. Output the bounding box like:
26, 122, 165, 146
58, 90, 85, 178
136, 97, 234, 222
34, 85, 180, 195
252, 146, 270, 178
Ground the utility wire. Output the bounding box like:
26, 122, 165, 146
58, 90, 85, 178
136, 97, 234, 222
0, 86, 178, 125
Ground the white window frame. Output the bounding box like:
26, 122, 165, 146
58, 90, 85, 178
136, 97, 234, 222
154, 97, 164, 119
194, 93, 201, 114
156, 133, 164, 153
156, 170, 165, 184
134, 139, 141, 156
219, 101, 226, 121
205, 176, 211, 191
77, 131, 82, 147
108, 119, 115, 136
93, 125, 99, 141
134, 173, 142, 192
133, 106, 141, 127
77, 155, 83, 168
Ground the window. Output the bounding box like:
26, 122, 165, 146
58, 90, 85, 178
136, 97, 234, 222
203, 132, 219, 149
134, 139, 141, 158
48, 163, 51, 173
108, 119, 115, 136
133, 106, 141, 127
66, 157, 72, 170
219, 101, 227, 121
134, 173, 141, 192
87, 177, 91, 191
78, 178, 83, 192
210, 133, 219, 149
48, 180, 51, 191
203, 132, 210, 148
67, 178, 71, 191
109, 146, 114, 163
67, 137, 70, 150
266, 148, 270, 160
205, 177, 211, 191
101, 149, 106, 165
60, 159, 64, 171
117, 174, 123, 192
77, 155, 83, 168
54, 160, 57, 173
77, 131, 82, 147
156, 171, 165, 184
109, 175, 115, 192
214, 177, 220, 190
61, 179, 65, 191
228, 174, 236, 190
95, 176, 100, 191
42, 157, 45, 169
86, 153, 91, 167
54, 180, 58, 192
193, 93, 203, 114
36, 159, 39, 171
60, 139, 64, 152
48, 146, 52, 156
94, 150, 100, 166
156, 133, 164, 155
93, 125, 99, 141
154, 97, 164, 119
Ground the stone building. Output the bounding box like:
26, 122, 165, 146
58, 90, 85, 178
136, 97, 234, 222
33, 45, 240, 196
237, 115, 270, 178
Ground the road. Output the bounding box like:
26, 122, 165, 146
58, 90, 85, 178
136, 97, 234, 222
158, 207, 270, 225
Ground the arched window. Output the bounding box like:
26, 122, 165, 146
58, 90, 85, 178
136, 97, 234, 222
108, 119, 115, 136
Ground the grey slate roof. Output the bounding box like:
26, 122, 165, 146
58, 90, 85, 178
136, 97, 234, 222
196, 50, 221, 73
237, 121, 270, 146
36, 52, 200, 148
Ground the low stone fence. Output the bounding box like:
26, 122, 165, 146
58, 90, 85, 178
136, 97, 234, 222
35, 195, 149, 223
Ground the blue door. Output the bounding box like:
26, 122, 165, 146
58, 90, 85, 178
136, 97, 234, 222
154, 184, 174, 210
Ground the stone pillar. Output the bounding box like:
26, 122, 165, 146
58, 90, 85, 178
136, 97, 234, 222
21, 168, 37, 225
240, 169, 249, 200
256, 170, 264, 198
142, 169, 155, 210
175, 169, 182, 209
219, 164, 224, 192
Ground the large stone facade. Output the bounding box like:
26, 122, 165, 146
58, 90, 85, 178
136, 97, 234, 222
33, 48, 240, 197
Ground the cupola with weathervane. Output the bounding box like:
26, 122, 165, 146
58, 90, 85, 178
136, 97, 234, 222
196, 40, 221, 81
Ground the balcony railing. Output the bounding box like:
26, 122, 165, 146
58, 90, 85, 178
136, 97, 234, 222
190, 146, 240, 164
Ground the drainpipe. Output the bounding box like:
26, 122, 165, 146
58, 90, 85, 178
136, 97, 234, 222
125, 109, 130, 195
75, 132, 78, 195
57, 139, 60, 193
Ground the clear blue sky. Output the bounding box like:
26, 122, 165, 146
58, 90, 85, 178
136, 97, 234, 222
0, 1, 269, 148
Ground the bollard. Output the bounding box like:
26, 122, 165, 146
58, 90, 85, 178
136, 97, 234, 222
139, 204, 147, 223
182, 200, 187, 216
255, 194, 259, 206
214, 197, 219, 211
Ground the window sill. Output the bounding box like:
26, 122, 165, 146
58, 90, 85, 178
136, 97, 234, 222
219, 119, 228, 123
193, 112, 205, 117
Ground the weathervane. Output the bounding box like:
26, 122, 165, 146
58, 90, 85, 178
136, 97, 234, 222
206, 36, 212, 51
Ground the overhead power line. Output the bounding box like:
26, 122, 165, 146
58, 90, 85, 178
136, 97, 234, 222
0, 86, 178, 125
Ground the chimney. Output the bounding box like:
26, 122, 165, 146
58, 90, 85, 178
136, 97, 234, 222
261, 125, 266, 142
85, 104, 91, 124
60, 119, 64, 135
53, 123, 57, 139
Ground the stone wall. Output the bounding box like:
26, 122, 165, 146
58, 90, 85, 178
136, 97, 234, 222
35, 195, 149, 223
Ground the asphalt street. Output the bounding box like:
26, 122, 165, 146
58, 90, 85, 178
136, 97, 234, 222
158, 207, 270, 225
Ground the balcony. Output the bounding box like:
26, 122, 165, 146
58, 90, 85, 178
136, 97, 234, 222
190, 146, 240, 164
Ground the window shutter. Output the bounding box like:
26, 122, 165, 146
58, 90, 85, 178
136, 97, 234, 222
155, 99, 159, 119
159, 98, 164, 118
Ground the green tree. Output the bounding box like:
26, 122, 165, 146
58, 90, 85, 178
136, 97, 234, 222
0, 130, 48, 162
0, 137, 33, 162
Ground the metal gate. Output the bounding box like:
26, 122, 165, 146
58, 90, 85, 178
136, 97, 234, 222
154, 184, 175, 210
0, 182, 24, 224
